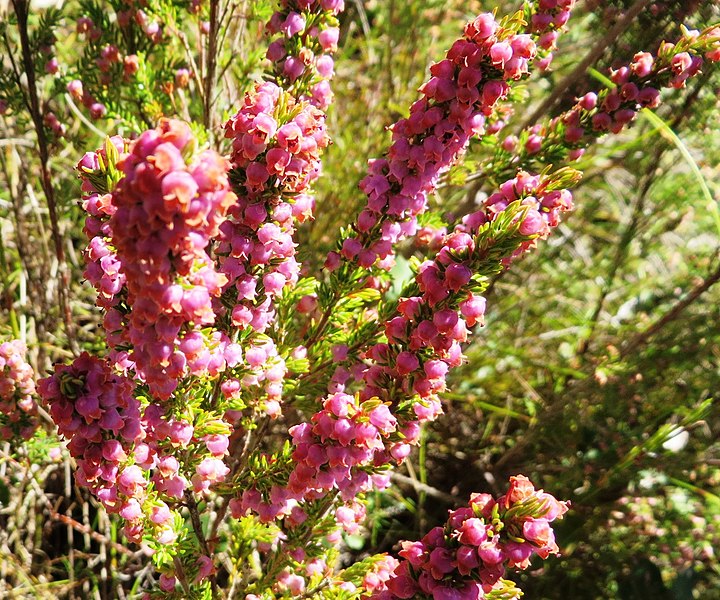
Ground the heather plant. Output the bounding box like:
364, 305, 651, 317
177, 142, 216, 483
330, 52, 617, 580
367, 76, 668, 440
0, 1, 719, 599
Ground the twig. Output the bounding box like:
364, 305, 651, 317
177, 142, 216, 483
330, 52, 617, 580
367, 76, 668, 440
184, 491, 211, 558
390, 471, 459, 505
184, 491, 218, 597
216, 1, 250, 106
11, 0, 77, 352
64, 93, 106, 139
216, 0, 244, 69
63, 457, 75, 598
620, 260, 720, 357
48, 510, 135, 557
166, 23, 206, 107
352, 0, 373, 52
172, 555, 193, 597
207, 416, 270, 549
204, 0, 222, 141
0, 139, 34, 148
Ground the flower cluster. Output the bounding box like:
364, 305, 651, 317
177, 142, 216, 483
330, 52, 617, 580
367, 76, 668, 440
69, 5, 199, 122
265, 394, 396, 518
362, 173, 558, 397
67, 78, 107, 121
331, 12, 545, 271
527, 0, 577, 71
233, 166, 576, 532
272, 171, 575, 512
266, 0, 345, 110
0, 340, 38, 441
218, 339, 287, 418
375, 170, 575, 407
39, 353, 143, 507
75, 15, 102, 42
110, 119, 238, 399
230, 394, 393, 524
133, 405, 230, 534
39, 353, 234, 550
323, 1, 579, 274
529, 1, 575, 35
294, 4, 581, 437
217, 83, 328, 416
128, 8, 164, 44
372, 476, 569, 599
43, 111, 66, 137
25, 0, 720, 596
463, 170, 576, 258
223, 81, 329, 193
497, 24, 720, 175
78, 9, 163, 47
77, 136, 128, 310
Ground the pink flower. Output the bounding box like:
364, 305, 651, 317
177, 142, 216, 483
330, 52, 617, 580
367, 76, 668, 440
118, 465, 146, 496
195, 457, 229, 485
159, 574, 176, 592
465, 13, 498, 40
319, 27, 339, 52
505, 474, 536, 504
396, 351, 419, 375
149, 502, 172, 525
455, 545, 480, 575
119, 498, 142, 521
89, 102, 107, 119
282, 12, 306, 37
204, 434, 230, 456
428, 547, 455, 579
458, 518, 488, 546
519, 209, 544, 235
523, 518, 554, 547
194, 556, 216, 583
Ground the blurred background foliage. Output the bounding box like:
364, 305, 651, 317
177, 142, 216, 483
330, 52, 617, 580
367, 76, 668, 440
1, 0, 719, 598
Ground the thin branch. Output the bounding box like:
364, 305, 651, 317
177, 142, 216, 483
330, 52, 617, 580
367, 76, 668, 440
172, 554, 193, 597
166, 23, 206, 106
620, 260, 720, 357
390, 472, 460, 505
64, 92, 106, 139
11, 0, 77, 352
204, 0, 222, 142
48, 510, 135, 557
184, 491, 218, 597
184, 491, 211, 557
0, 139, 34, 148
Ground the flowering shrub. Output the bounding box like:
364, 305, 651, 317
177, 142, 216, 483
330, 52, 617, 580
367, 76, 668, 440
0, 0, 719, 598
